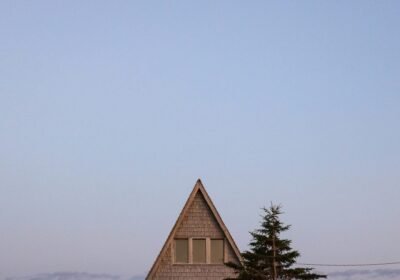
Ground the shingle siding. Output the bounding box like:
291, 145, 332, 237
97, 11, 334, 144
175, 192, 224, 238
152, 192, 239, 280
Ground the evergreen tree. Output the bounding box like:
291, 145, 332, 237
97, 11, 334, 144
226, 204, 326, 280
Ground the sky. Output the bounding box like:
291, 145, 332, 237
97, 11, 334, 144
1, 1, 400, 279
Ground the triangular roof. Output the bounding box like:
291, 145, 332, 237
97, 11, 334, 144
146, 179, 242, 279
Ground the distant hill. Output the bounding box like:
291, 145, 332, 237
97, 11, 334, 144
128, 276, 144, 280
7, 269, 400, 280
5, 272, 144, 280
328, 268, 400, 280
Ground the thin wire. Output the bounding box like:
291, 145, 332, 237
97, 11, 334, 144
295, 261, 400, 267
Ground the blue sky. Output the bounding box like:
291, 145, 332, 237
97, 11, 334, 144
1, 1, 400, 279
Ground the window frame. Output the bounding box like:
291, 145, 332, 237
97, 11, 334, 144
173, 237, 225, 265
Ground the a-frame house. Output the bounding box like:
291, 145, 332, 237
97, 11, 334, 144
146, 179, 242, 280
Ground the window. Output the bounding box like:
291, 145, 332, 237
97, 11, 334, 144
211, 239, 224, 263
175, 239, 188, 263
192, 239, 206, 263
174, 238, 225, 264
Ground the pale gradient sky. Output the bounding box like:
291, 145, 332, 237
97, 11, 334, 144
1, 1, 400, 279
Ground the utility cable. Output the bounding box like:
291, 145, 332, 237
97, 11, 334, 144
295, 261, 400, 267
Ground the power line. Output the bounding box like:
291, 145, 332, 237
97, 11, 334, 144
296, 261, 400, 267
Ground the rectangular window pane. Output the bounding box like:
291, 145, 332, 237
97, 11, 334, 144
175, 239, 188, 263
192, 239, 206, 263
211, 239, 224, 263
